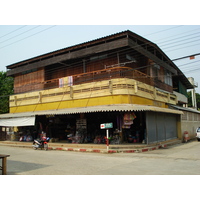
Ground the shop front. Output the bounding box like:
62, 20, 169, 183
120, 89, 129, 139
24, 111, 146, 145
0, 104, 182, 144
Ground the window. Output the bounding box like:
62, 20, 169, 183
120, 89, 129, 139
90, 54, 107, 61
150, 62, 160, 80
164, 70, 172, 86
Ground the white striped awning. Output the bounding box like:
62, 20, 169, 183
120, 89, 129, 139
0, 116, 35, 127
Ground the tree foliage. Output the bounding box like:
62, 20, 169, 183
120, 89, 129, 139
187, 91, 200, 110
0, 71, 14, 114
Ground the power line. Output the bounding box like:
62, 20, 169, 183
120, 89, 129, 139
164, 42, 200, 53
161, 38, 200, 50
1, 27, 200, 98
0, 25, 41, 44
158, 31, 200, 45
14, 40, 197, 79
144, 25, 184, 36
0, 25, 197, 68
154, 27, 200, 42
0, 25, 57, 50
42, 46, 198, 78
183, 67, 200, 74
172, 53, 200, 61
159, 35, 200, 48
0, 25, 27, 39
1, 56, 197, 98
179, 60, 200, 70
1, 26, 198, 78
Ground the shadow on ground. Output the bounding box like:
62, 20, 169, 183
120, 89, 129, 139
6, 160, 50, 175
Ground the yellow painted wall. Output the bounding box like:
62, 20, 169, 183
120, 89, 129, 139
10, 94, 168, 113
9, 78, 176, 113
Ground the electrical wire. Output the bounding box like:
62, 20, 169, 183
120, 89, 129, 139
0, 25, 197, 72
164, 42, 200, 53
1, 26, 199, 84
39, 47, 196, 81
158, 31, 200, 45
154, 27, 200, 42
172, 53, 200, 61
159, 35, 200, 48
0, 25, 56, 50
160, 38, 200, 50
183, 67, 200, 74
0, 25, 27, 39
37, 44, 197, 79
0, 25, 195, 62
1, 26, 200, 100
42, 46, 192, 78
143, 25, 184, 36
0, 25, 41, 44
177, 60, 200, 67
0, 56, 196, 99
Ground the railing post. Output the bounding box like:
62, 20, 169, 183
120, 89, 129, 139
134, 80, 138, 94
154, 88, 157, 100
109, 80, 113, 94
70, 86, 73, 99
39, 92, 42, 103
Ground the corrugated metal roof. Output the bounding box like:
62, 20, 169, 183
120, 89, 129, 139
0, 104, 183, 119
6, 30, 131, 69
170, 105, 200, 114
6, 30, 193, 89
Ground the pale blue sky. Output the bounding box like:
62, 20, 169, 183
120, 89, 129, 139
0, 25, 199, 91
1, 0, 199, 196
0, 1, 199, 92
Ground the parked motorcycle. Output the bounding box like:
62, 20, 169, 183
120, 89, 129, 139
32, 137, 50, 150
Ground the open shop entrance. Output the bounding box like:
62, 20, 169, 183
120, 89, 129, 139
35, 111, 146, 144
2, 111, 146, 144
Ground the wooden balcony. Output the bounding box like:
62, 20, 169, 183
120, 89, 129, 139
10, 75, 177, 112
14, 67, 173, 94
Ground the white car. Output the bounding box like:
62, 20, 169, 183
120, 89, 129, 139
196, 127, 200, 141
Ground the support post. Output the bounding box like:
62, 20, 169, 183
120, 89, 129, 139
106, 129, 109, 152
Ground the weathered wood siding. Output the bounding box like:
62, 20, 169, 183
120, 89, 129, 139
14, 68, 44, 93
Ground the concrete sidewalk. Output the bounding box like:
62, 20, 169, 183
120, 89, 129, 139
0, 138, 183, 153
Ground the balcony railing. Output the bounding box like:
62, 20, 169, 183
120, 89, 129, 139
14, 66, 172, 94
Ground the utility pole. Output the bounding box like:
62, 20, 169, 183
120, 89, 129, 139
173, 54, 199, 109
172, 53, 200, 61
188, 77, 198, 109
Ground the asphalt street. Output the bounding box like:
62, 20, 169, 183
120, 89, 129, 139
0, 140, 200, 175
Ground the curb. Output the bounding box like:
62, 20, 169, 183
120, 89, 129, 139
0, 140, 181, 154
46, 143, 170, 153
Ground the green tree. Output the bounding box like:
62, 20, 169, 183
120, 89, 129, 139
187, 91, 200, 110
187, 91, 192, 107
196, 93, 200, 110
0, 71, 13, 114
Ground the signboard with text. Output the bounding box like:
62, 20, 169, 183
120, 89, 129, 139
100, 123, 113, 129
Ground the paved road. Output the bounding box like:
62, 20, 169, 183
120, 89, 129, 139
0, 140, 200, 175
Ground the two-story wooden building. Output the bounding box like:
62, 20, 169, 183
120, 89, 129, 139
0, 30, 194, 144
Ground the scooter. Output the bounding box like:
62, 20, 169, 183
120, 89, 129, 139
33, 137, 50, 150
